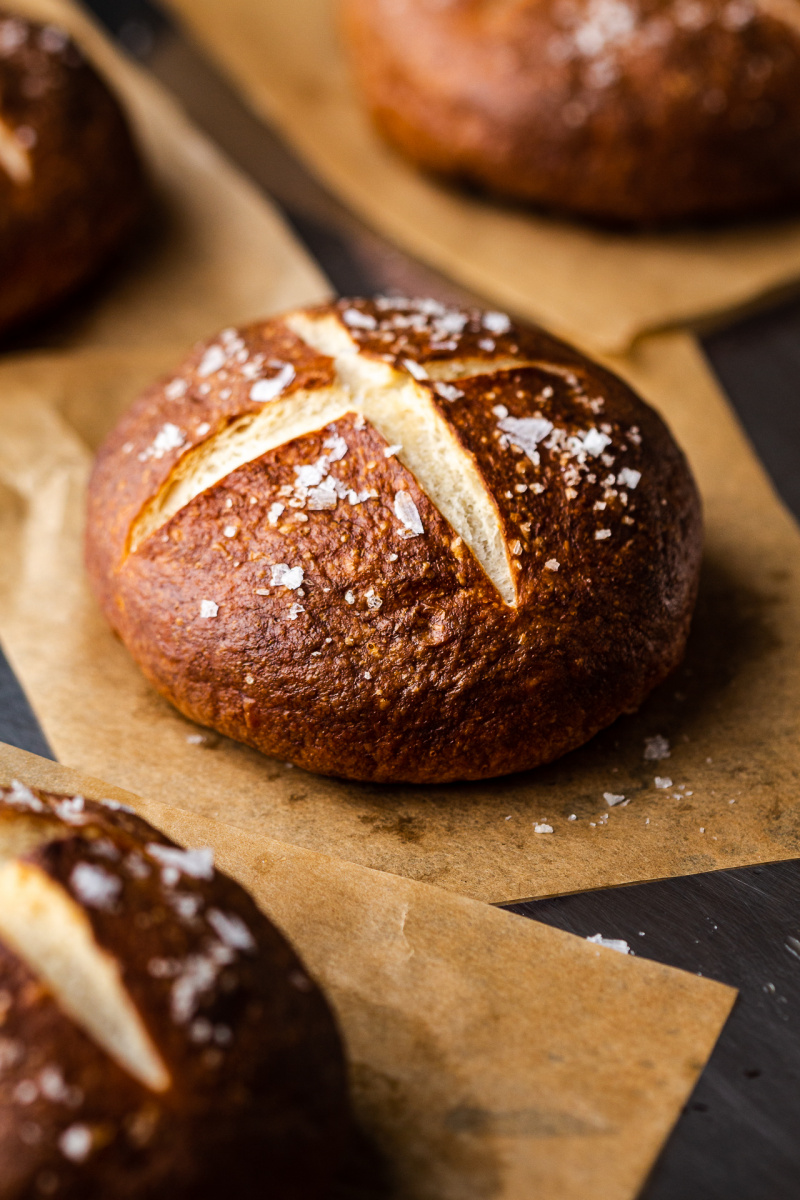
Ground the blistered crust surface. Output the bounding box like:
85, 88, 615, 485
0, 12, 145, 333
0, 784, 349, 1200
86, 298, 703, 783
340, 0, 800, 224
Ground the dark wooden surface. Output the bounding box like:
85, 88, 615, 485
1, 2, 799, 1195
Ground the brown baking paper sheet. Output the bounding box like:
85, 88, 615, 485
160, 0, 800, 355
2, 328, 800, 905
2, 1, 800, 906
0, 741, 736, 1200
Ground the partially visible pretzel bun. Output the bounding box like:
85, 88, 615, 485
0, 12, 145, 335
340, 0, 800, 225
86, 297, 702, 784
0, 781, 349, 1199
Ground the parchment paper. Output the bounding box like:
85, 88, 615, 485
0, 741, 736, 1200
2, 330, 800, 904
160, 0, 800, 354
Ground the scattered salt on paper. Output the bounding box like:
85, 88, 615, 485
587, 934, 631, 955
644, 735, 671, 761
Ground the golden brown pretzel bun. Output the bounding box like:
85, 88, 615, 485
339, 0, 800, 226
0, 781, 349, 1199
86, 297, 702, 784
0, 12, 145, 336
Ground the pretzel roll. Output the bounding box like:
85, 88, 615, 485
340, 0, 800, 225
86, 297, 702, 783
0, 11, 145, 335
0, 781, 349, 1199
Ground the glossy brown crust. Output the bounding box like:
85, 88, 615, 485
0, 13, 146, 336
339, 0, 800, 225
86, 298, 703, 783
0, 786, 349, 1200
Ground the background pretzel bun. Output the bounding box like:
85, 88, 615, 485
0, 781, 349, 1199
86, 297, 702, 784
339, 0, 800, 226
0, 11, 145, 336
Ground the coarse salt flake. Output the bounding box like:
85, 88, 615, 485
545, 559, 560, 571
617, 467, 641, 489
582, 428, 612, 457
198, 345, 226, 378
54, 795, 86, 824
654, 777, 673, 789
59, 1124, 93, 1163
342, 307, 377, 330
147, 843, 214, 881
323, 434, 348, 461
139, 423, 186, 463
165, 377, 188, 400
267, 502, 284, 526
170, 956, 220, 1024
200, 600, 218, 619
603, 792, 626, 807
587, 934, 631, 955
207, 908, 256, 952
394, 491, 424, 536
644, 735, 670, 761
434, 382, 464, 402
384, 444, 402, 458
250, 362, 295, 403
223, 525, 237, 538
483, 311, 511, 335
498, 415, 553, 463
4, 780, 43, 812
595, 529, 611, 540
69, 864, 121, 912
271, 563, 304, 590
534, 823, 553, 834
307, 483, 338, 510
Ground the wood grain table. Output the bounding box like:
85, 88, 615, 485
2, 3, 799, 1195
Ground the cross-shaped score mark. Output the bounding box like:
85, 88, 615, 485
129, 312, 586, 608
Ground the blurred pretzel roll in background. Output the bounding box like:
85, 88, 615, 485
86, 298, 702, 783
0, 9, 145, 335
0, 782, 349, 1199
340, 0, 800, 225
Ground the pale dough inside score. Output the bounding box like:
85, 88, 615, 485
0, 828, 170, 1093
130, 312, 532, 606
0, 113, 32, 185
